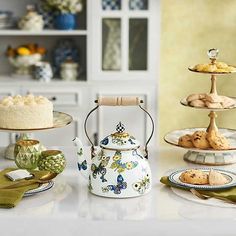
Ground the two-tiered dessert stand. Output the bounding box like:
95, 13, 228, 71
164, 49, 236, 165
0, 111, 72, 160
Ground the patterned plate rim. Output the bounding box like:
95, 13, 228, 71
180, 97, 236, 111
0, 111, 73, 132
164, 127, 236, 153
24, 181, 54, 197
168, 167, 236, 191
188, 66, 236, 74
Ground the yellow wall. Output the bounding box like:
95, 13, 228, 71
159, 0, 236, 144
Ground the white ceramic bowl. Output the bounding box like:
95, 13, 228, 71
8, 54, 42, 75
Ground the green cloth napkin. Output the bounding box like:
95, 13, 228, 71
0, 168, 50, 209
160, 176, 236, 203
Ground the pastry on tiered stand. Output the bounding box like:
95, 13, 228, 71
165, 49, 236, 165
184, 93, 235, 109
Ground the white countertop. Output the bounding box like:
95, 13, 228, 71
0, 146, 236, 236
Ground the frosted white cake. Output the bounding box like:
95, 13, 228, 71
0, 94, 53, 129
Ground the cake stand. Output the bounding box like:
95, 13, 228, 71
164, 48, 236, 165
0, 111, 73, 160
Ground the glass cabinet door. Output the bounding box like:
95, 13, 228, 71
129, 18, 147, 70
102, 18, 121, 71
92, 0, 158, 80
129, 0, 148, 10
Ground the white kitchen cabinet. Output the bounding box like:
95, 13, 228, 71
91, 0, 159, 81
0, 0, 159, 147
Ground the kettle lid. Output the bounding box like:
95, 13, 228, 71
100, 122, 140, 150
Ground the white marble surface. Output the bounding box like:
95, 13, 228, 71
0, 146, 236, 236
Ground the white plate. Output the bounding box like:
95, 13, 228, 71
164, 128, 236, 153
180, 97, 236, 111
168, 167, 236, 191
24, 181, 54, 197
0, 111, 73, 133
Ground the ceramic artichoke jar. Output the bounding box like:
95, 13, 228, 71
38, 150, 66, 174
14, 139, 43, 170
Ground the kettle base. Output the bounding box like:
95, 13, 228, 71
89, 188, 151, 199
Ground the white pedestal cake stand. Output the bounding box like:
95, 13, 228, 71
0, 111, 73, 160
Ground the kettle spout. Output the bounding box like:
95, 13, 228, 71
73, 137, 89, 178
73, 137, 83, 156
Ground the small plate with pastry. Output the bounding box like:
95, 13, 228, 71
188, 62, 236, 74
168, 167, 236, 190
164, 128, 236, 152
180, 93, 236, 111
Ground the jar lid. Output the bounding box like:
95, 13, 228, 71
61, 62, 78, 68
100, 122, 140, 150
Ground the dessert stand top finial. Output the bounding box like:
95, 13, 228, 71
189, 48, 236, 74
207, 48, 219, 64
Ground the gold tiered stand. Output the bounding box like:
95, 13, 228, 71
164, 49, 236, 165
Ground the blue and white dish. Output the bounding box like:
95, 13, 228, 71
37, 3, 54, 29
168, 167, 236, 191
24, 181, 54, 197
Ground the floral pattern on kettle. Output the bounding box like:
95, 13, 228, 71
132, 174, 150, 194
110, 151, 138, 173
102, 174, 127, 194
91, 155, 110, 182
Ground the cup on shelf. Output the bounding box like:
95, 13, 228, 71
34, 61, 53, 82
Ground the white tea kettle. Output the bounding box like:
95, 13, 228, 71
73, 97, 154, 198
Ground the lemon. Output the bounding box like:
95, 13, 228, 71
17, 47, 31, 56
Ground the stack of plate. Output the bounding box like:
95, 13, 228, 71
0, 11, 14, 29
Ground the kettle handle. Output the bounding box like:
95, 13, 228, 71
84, 96, 154, 159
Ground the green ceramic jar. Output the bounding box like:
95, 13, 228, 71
14, 139, 43, 170
38, 150, 66, 174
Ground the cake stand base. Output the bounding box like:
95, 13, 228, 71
4, 143, 15, 160
183, 150, 236, 165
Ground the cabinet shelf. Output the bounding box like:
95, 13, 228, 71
0, 29, 87, 36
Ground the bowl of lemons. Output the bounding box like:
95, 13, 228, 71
6, 44, 46, 75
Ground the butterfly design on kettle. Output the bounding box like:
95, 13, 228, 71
77, 148, 87, 171
102, 174, 127, 194
91, 153, 110, 182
